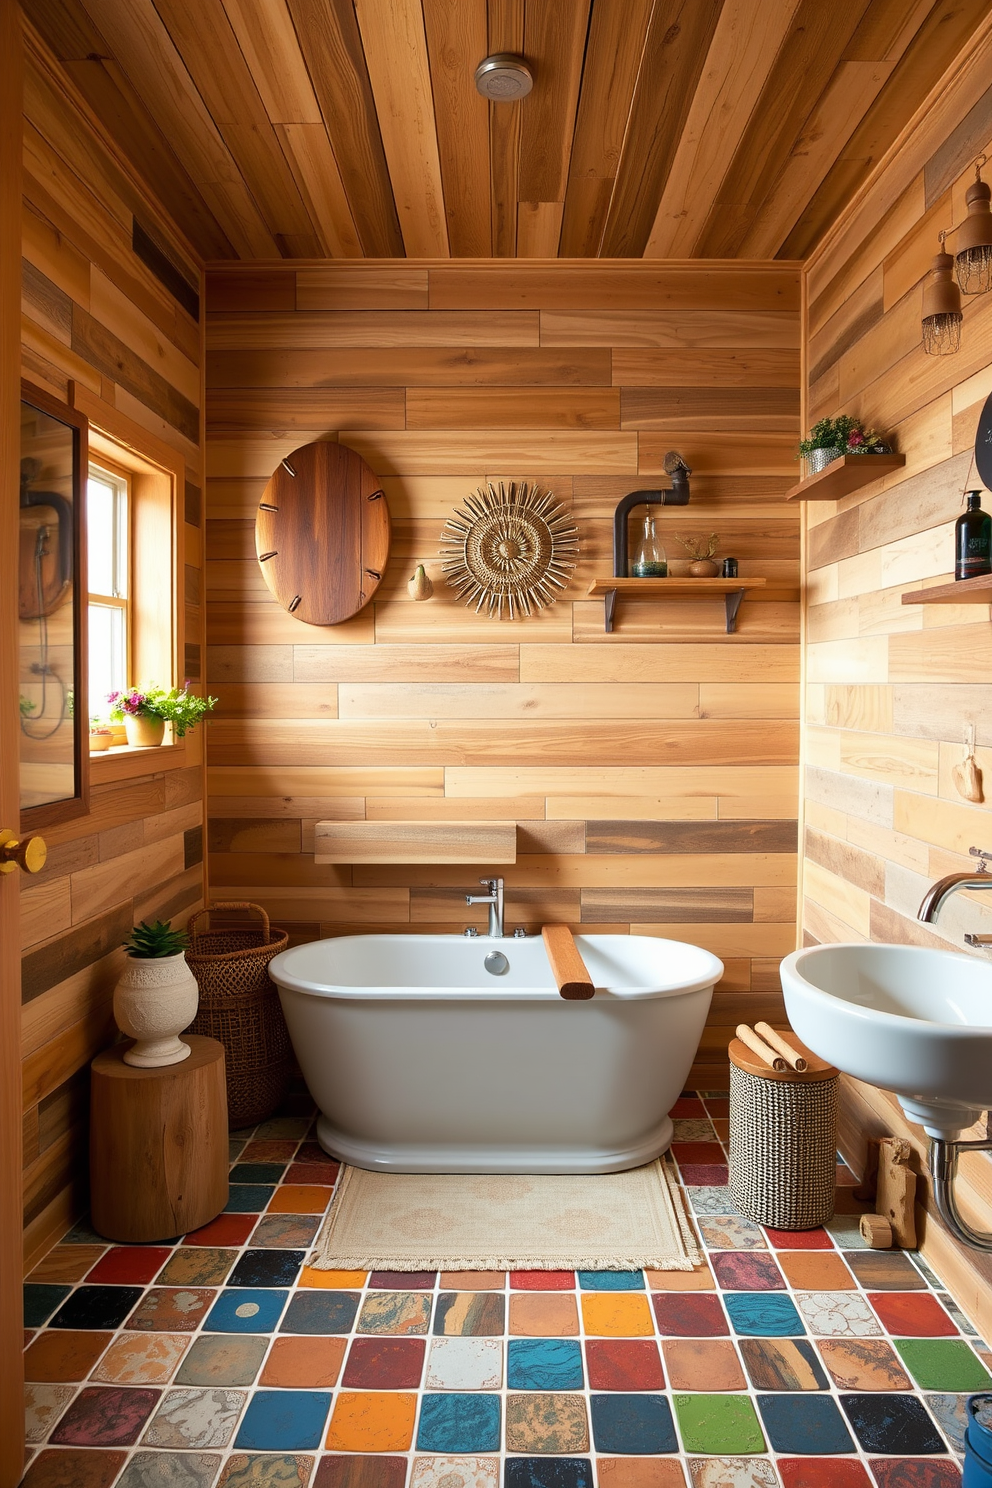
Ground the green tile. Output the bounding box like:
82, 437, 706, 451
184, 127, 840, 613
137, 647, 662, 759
894, 1339, 992, 1391
673, 1392, 765, 1453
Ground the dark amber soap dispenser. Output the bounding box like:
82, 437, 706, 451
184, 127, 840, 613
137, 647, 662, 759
955, 490, 992, 580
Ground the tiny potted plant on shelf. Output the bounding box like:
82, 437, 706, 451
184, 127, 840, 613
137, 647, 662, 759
674, 532, 720, 577
114, 919, 199, 1067
798, 416, 892, 477
88, 716, 114, 752
108, 683, 217, 748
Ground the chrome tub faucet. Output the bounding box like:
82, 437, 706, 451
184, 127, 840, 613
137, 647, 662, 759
918, 846, 992, 923
466, 877, 505, 938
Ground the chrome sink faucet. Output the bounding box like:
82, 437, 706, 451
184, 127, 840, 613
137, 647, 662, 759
466, 877, 504, 938
918, 846, 992, 924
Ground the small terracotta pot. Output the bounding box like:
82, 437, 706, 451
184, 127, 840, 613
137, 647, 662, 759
124, 713, 166, 748
688, 559, 720, 578
89, 730, 113, 753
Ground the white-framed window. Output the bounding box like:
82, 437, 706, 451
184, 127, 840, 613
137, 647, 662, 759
87, 460, 129, 720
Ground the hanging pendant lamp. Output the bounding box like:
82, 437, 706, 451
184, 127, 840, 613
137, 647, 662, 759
922, 232, 963, 356
954, 156, 992, 295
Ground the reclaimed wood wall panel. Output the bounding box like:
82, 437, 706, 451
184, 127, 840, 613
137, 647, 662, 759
23, 0, 979, 264
18, 31, 206, 1264
799, 23, 992, 1315
205, 259, 801, 1087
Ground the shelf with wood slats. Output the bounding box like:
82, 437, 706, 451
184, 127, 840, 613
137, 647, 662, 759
314, 820, 516, 865
784, 453, 905, 502
587, 577, 767, 634
901, 573, 992, 605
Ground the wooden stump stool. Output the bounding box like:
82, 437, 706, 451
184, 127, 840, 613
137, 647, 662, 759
90, 1035, 229, 1242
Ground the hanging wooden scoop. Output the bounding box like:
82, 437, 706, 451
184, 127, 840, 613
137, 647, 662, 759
542, 925, 595, 1000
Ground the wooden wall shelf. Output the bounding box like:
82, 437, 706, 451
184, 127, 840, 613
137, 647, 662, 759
902, 573, 992, 605
587, 577, 766, 634
314, 820, 517, 864
785, 453, 905, 502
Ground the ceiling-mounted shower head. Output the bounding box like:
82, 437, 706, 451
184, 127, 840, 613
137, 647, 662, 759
474, 54, 533, 101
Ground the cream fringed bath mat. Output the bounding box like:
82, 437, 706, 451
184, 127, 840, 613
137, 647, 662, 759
311, 1160, 701, 1272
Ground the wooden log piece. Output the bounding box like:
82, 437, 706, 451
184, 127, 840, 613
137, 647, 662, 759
90, 1035, 228, 1242
542, 924, 595, 1000
860, 1212, 894, 1248
754, 1021, 808, 1070
736, 1023, 787, 1071
876, 1137, 917, 1249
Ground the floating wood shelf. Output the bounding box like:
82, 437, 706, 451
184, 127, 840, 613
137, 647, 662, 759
587, 577, 767, 634
314, 820, 516, 864
785, 453, 905, 502
902, 573, 992, 605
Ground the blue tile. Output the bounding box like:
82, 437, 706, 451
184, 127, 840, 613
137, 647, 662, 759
234, 1388, 331, 1449
757, 1393, 856, 1454
416, 1393, 501, 1453
590, 1393, 678, 1454
576, 1271, 644, 1291
24, 1284, 72, 1328
224, 1185, 274, 1213
839, 1392, 947, 1454
504, 1461, 592, 1488
508, 1340, 584, 1390
204, 1288, 288, 1333
228, 1249, 304, 1288
280, 1291, 360, 1335
724, 1292, 804, 1337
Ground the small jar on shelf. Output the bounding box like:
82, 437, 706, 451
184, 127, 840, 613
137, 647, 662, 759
630, 512, 667, 577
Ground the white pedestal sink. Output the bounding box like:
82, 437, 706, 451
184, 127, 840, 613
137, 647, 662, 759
780, 942, 992, 1139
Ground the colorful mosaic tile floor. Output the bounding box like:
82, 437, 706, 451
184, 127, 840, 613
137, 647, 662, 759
20, 1089, 990, 1487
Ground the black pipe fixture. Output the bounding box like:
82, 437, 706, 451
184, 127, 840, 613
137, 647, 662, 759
612, 451, 691, 578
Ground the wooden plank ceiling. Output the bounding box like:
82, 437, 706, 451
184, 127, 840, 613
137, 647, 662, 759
21, 0, 991, 262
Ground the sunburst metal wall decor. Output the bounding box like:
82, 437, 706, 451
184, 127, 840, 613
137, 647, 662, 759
439, 481, 579, 619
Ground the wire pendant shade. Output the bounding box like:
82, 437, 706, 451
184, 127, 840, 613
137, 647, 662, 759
440, 481, 579, 619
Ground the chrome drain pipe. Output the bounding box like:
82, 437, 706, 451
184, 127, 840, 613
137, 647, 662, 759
929, 1135, 992, 1251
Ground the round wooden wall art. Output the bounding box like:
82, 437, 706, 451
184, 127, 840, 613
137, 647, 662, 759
255, 440, 390, 625
440, 481, 578, 619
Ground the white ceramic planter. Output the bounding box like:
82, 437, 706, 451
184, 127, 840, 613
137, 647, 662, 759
114, 950, 199, 1067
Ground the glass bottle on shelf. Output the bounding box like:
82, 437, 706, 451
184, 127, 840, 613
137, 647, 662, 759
630, 512, 667, 577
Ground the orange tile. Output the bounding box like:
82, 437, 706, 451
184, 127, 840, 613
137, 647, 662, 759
598, 1461, 686, 1488
646, 1265, 715, 1291
23, 1331, 113, 1381
300, 1267, 368, 1289
778, 1252, 856, 1291
581, 1293, 654, 1337
268, 1184, 333, 1214
325, 1390, 418, 1451
439, 1272, 506, 1290
27, 1246, 107, 1284
261, 1336, 346, 1388
91, 1333, 189, 1384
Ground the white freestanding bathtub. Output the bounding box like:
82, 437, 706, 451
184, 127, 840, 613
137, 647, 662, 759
268, 933, 721, 1174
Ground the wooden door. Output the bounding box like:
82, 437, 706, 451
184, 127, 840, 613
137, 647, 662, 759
1, 0, 25, 1480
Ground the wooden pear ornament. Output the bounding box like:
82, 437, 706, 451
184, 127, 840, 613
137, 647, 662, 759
408, 564, 434, 601
952, 724, 983, 803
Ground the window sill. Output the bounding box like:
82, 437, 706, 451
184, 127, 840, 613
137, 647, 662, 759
90, 742, 188, 783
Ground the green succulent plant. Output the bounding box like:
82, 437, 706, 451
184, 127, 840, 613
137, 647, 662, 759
123, 919, 190, 959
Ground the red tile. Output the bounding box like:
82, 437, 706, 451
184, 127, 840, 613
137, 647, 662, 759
342, 1337, 426, 1388
679, 1164, 729, 1185
314, 1457, 408, 1488
671, 1099, 706, 1118
703, 1098, 729, 1117
85, 1248, 174, 1285
183, 1214, 257, 1246
711, 1252, 785, 1291
672, 1142, 725, 1163
585, 1339, 664, 1391
867, 1292, 958, 1337
295, 1141, 332, 1164
778, 1461, 872, 1488
651, 1292, 729, 1337
511, 1271, 575, 1290
285, 1161, 340, 1185
868, 1463, 961, 1488
764, 1226, 834, 1249
20, 1450, 128, 1488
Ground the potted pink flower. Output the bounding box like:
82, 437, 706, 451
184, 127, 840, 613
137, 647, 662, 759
108, 684, 216, 749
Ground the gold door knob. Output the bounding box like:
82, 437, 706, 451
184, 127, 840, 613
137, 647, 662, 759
0, 830, 47, 874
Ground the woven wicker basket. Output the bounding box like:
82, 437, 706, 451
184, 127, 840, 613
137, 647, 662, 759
186, 902, 292, 1129
729, 1059, 839, 1230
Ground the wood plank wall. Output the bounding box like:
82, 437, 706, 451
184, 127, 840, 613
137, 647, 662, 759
801, 23, 992, 1328
18, 27, 206, 1266
205, 259, 802, 1088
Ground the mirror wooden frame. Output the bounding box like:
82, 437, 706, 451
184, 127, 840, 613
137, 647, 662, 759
19, 379, 89, 831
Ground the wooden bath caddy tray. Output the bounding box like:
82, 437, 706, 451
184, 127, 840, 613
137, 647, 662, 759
588, 577, 766, 634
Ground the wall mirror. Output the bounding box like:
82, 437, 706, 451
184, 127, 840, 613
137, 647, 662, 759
19, 382, 89, 826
